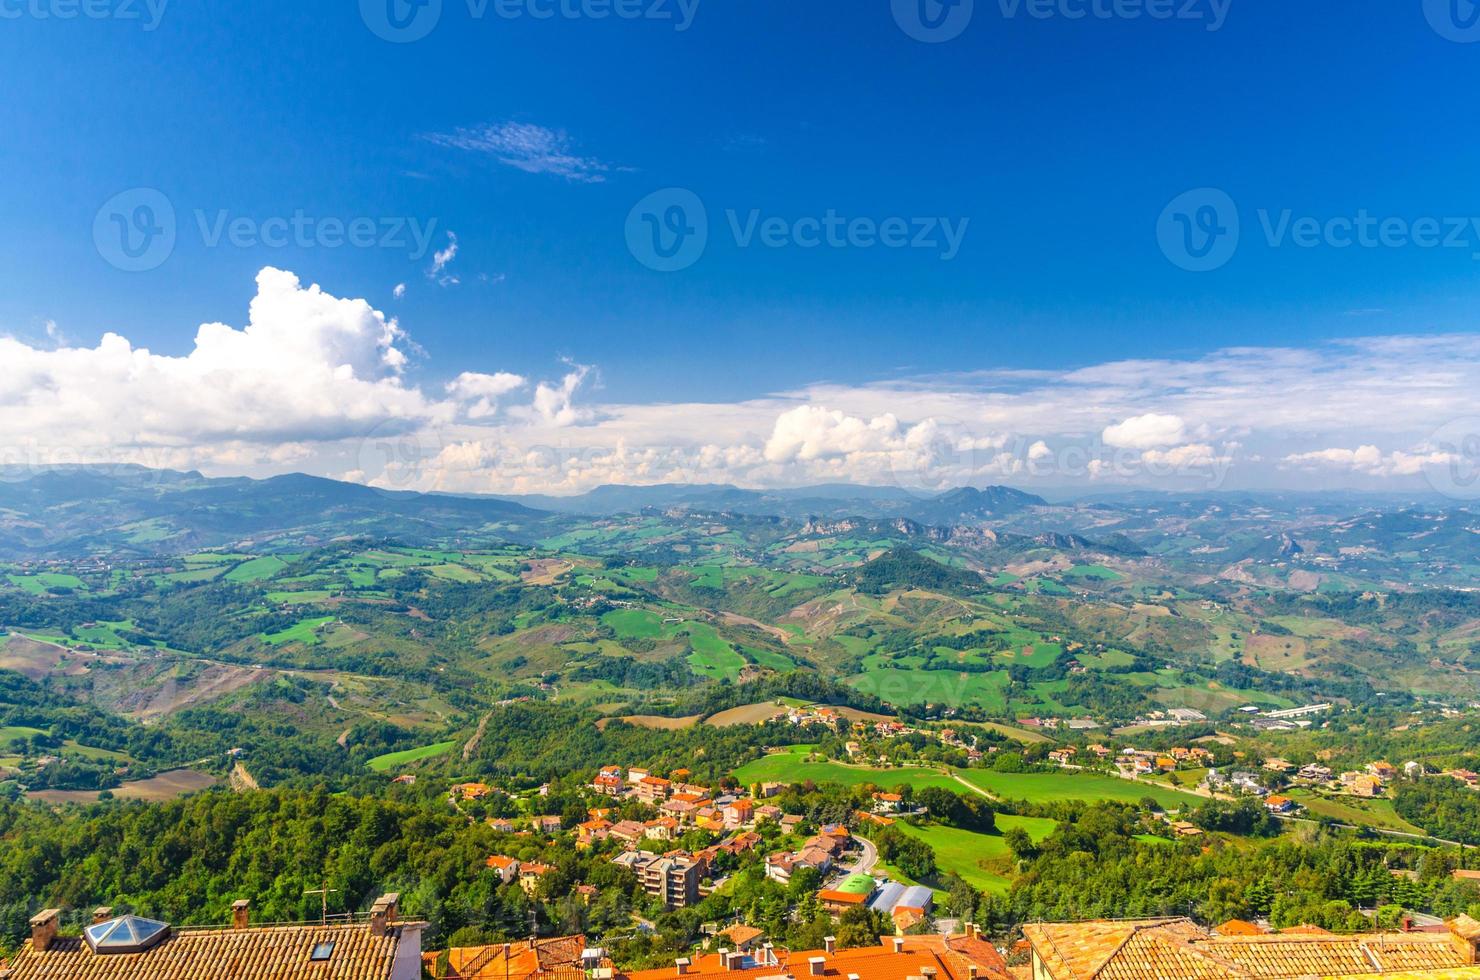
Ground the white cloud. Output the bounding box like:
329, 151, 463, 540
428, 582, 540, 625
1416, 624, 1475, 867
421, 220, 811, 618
5, 266, 1479, 495
518, 364, 592, 428
1282, 445, 1457, 477
1102, 413, 1188, 449
428, 233, 459, 286
764, 406, 903, 463
0, 268, 437, 465
425, 121, 613, 184
393, 283, 407, 300
446, 371, 527, 420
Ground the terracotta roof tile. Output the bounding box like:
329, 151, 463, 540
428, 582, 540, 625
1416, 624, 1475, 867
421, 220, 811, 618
1022, 918, 1480, 980
5, 920, 420, 980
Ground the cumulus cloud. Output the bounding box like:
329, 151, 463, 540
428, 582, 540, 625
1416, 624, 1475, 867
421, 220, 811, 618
446, 371, 527, 420
1102, 413, 1188, 449
1282, 445, 1457, 477
764, 406, 903, 463
5, 266, 1479, 495
518, 364, 592, 427
0, 268, 438, 466
425, 121, 613, 184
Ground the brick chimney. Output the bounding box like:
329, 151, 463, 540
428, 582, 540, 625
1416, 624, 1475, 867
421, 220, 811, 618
808, 956, 826, 976
93, 907, 114, 924
30, 909, 61, 952
676, 957, 692, 976
232, 899, 250, 930
892, 937, 905, 954
824, 936, 836, 955
369, 894, 400, 938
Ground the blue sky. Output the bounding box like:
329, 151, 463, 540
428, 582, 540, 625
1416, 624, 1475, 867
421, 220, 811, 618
1, 0, 1479, 494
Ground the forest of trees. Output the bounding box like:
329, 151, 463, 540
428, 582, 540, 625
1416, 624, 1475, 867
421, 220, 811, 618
1394, 779, 1480, 845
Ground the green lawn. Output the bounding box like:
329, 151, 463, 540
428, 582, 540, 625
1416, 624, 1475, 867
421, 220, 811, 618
0, 725, 48, 745
1065, 564, 1124, 581
262, 616, 335, 646
366, 740, 458, 772
226, 556, 289, 582
7, 572, 85, 594
686, 624, 749, 680
956, 768, 1204, 809
603, 609, 668, 639
892, 814, 1056, 895
1284, 789, 1426, 835
265, 590, 332, 605
733, 752, 964, 794
847, 662, 1010, 711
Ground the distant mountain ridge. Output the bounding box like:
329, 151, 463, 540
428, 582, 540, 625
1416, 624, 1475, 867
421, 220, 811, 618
0, 466, 544, 556
498, 481, 1049, 522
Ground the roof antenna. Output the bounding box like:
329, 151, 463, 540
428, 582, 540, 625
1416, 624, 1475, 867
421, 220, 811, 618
304, 885, 339, 925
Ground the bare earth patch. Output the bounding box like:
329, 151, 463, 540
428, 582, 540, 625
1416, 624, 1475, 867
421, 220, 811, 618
596, 714, 703, 731
28, 769, 217, 805
704, 702, 787, 727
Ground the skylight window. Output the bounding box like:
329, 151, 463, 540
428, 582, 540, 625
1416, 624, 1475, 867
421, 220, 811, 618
83, 915, 171, 955
310, 941, 336, 961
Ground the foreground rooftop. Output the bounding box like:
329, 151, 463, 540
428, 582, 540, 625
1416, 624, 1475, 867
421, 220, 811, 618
1021, 916, 1480, 979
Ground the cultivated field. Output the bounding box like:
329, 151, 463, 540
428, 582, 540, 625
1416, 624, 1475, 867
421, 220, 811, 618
27, 769, 216, 805
704, 702, 787, 726
366, 740, 457, 772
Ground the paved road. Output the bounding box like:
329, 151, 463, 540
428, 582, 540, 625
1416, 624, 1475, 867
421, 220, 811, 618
848, 834, 879, 875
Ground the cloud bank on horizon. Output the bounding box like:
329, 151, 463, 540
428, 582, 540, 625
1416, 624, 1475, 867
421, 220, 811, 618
1, 268, 1476, 497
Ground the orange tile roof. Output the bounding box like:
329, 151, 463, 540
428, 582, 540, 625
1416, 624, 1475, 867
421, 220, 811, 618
816, 890, 870, 905
719, 924, 765, 946
621, 936, 1007, 980
1022, 918, 1479, 979
432, 934, 589, 980
1214, 920, 1267, 937
1277, 924, 1333, 935
5, 920, 419, 980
